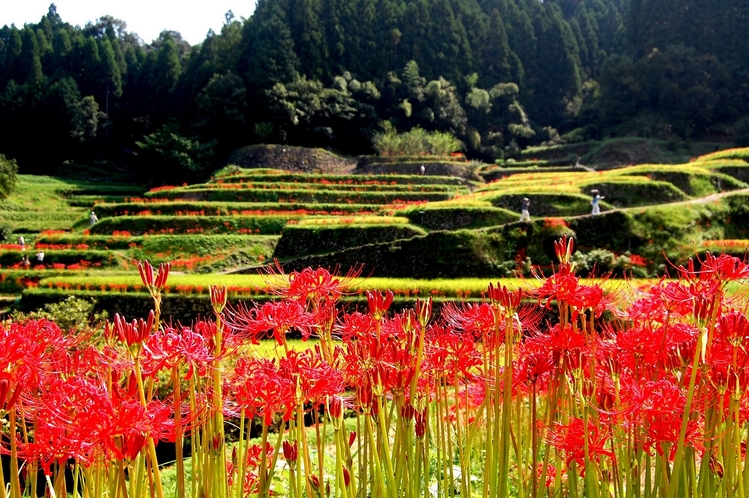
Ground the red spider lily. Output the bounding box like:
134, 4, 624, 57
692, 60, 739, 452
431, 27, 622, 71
544, 323, 589, 372
441, 302, 500, 341
415, 297, 433, 327
22, 376, 174, 467
140, 326, 214, 378
535, 463, 563, 488
515, 337, 555, 386
612, 324, 666, 376
618, 377, 705, 458
554, 235, 575, 265
717, 310, 749, 345
279, 348, 344, 406
705, 335, 749, 395
111, 311, 155, 349
0, 319, 66, 391
340, 334, 396, 410
700, 252, 749, 282
228, 357, 295, 425
367, 289, 394, 320
335, 311, 376, 341
628, 280, 695, 322
260, 262, 362, 306
210, 285, 228, 315
425, 327, 481, 382
226, 299, 319, 345
536, 265, 610, 316
544, 417, 614, 471
138, 260, 170, 292
488, 283, 523, 311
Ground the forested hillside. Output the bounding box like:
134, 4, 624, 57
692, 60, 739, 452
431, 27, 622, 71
1, 0, 747, 180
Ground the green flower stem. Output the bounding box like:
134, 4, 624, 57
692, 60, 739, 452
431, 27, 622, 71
435, 382, 450, 498
294, 417, 303, 498
733, 398, 745, 498
497, 314, 514, 498
210, 312, 228, 498
133, 357, 165, 498
72, 463, 80, 498
454, 377, 468, 497
334, 417, 349, 498
188, 376, 200, 498
118, 460, 129, 498
264, 426, 285, 496
376, 395, 398, 498
9, 408, 21, 498
258, 424, 269, 497
172, 364, 186, 498
667, 325, 705, 498
314, 408, 325, 488
530, 383, 538, 498
0, 422, 6, 498
297, 403, 313, 498
235, 410, 247, 498
365, 414, 387, 498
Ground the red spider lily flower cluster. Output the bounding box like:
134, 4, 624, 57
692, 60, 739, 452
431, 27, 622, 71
4, 246, 749, 498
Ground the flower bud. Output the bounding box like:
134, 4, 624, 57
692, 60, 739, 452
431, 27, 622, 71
283, 440, 298, 463
308, 474, 320, 492
210, 285, 228, 315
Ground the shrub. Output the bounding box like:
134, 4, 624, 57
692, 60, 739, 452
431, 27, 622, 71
0, 154, 19, 198
135, 124, 215, 185
11, 295, 108, 331
373, 125, 463, 156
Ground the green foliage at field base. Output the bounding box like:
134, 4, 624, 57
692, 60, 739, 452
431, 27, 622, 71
18, 288, 494, 325
84, 215, 295, 236
278, 230, 510, 279
19, 289, 216, 325
400, 205, 517, 230
354, 161, 480, 180
145, 187, 451, 204
188, 181, 461, 194
91, 201, 381, 218
273, 224, 426, 258
701, 164, 749, 184
214, 169, 474, 187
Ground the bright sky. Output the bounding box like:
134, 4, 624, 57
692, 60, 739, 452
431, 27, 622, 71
1, 0, 257, 45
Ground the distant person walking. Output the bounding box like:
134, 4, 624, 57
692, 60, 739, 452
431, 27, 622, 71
590, 189, 604, 215
21, 255, 30, 268
519, 197, 531, 222
89, 211, 98, 226
18, 235, 24, 250
36, 250, 45, 263
420, 164, 426, 175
